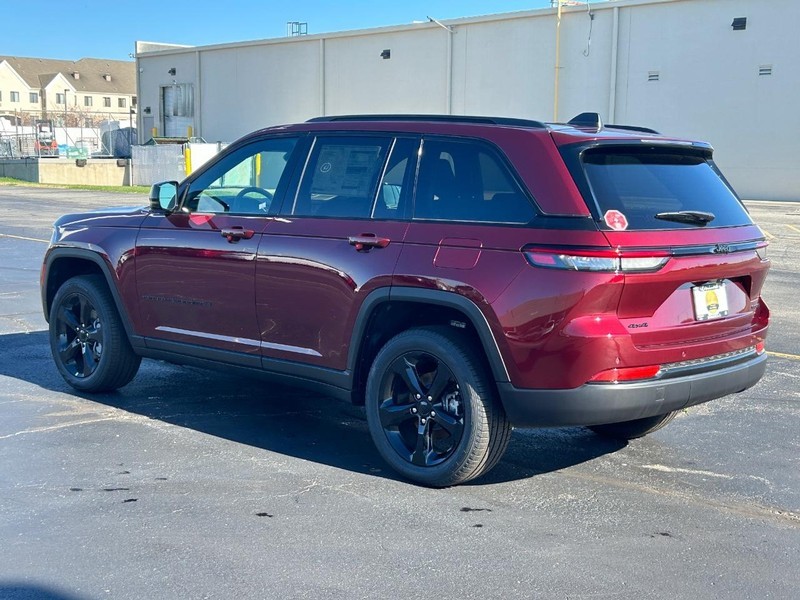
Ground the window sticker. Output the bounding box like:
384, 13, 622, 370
311, 145, 382, 199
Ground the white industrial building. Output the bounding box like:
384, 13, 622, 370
135, 0, 799, 200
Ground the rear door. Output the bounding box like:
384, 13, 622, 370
396, 136, 543, 305
255, 134, 418, 370
575, 144, 769, 353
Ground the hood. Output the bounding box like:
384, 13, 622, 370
54, 206, 149, 230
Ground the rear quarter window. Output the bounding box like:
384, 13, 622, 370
581, 147, 753, 230
414, 138, 535, 224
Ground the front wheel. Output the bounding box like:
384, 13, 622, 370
365, 327, 511, 487
588, 411, 678, 440
49, 274, 141, 393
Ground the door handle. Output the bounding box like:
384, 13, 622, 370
348, 234, 390, 251
221, 227, 255, 243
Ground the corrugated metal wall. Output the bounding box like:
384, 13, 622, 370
132, 145, 184, 185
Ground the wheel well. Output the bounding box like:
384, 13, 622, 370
44, 257, 105, 320
350, 301, 495, 405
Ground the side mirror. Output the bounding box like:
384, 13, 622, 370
149, 181, 179, 212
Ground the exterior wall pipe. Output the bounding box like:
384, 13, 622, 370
319, 39, 326, 116
446, 26, 453, 114
195, 50, 203, 138
428, 16, 454, 114
553, 0, 563, 121
608, 6, 619, 123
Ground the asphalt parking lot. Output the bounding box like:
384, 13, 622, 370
0, 186, 798, 599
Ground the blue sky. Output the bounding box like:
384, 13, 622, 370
4, 1, 556, 61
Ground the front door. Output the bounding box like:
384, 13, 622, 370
136, 136, 301, 362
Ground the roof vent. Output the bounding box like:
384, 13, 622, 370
567, 112, 603, 130
648, 71, 660, 82
759, 65, 773, 76
103, 74, 111, 81
72, 72, 80, 80
731, 17, 747, 31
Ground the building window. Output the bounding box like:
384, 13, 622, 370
29, 92, 39, 103
103, 97, 111, 108
0, 91, 2, 101
132, 96, 137, 107
10, 91, 20, 102
84, 96, 93, 107
55, 92, 65, 104
118, 97, 127, 108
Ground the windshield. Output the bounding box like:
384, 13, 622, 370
581, 147, 753, 230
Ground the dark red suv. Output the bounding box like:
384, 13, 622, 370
41, 113, 770, 486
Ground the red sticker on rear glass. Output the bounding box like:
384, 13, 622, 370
604, 210, 629, 231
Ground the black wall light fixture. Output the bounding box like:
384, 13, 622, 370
167, 67, 177, 75
731, 17, 747, 31
380, 49, 391, 59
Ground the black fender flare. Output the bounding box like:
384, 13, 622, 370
347, 286, 510, 384
42, 246, 138, 343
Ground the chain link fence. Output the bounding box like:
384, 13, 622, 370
0, 109, 136, 159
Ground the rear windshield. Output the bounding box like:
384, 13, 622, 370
581, 147, 753, 230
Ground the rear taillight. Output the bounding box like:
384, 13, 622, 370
524, 247, 669, 273
756, 341, 766, 355
589, 365, 662, 383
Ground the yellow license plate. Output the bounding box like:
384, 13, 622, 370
692, 281, 729, 321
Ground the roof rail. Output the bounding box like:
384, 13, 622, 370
306, 114, 547, 128
605, 123, 661, 135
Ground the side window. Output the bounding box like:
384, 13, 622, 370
184, 137, 298, 214
372, 138, 419, 220
292, 136, 390, 218
414, 139, 535, 224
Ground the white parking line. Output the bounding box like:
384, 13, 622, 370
769, 350, 800, 361
0, 233, 49, 243
641, 464, 733, 479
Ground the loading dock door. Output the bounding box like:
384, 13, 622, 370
161, 84, 194, 137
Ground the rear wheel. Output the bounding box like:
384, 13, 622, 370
588, 411, 678, 440
49, 275, 141, 392
365, 327, 511, 487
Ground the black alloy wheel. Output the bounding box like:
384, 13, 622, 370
49, 275, 141, 392
377, 351, 465, 468
54, 291, 104, 379
365, 327, 511, 487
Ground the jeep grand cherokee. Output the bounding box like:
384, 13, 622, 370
42, 113, 770, 486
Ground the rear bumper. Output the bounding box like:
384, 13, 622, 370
497, 351, 767, 427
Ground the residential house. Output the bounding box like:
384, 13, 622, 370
0, 56, 136, 127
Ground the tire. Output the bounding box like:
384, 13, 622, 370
49, 274, 141, 392
588, 411, 678, 440
365, 326, 511, 487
